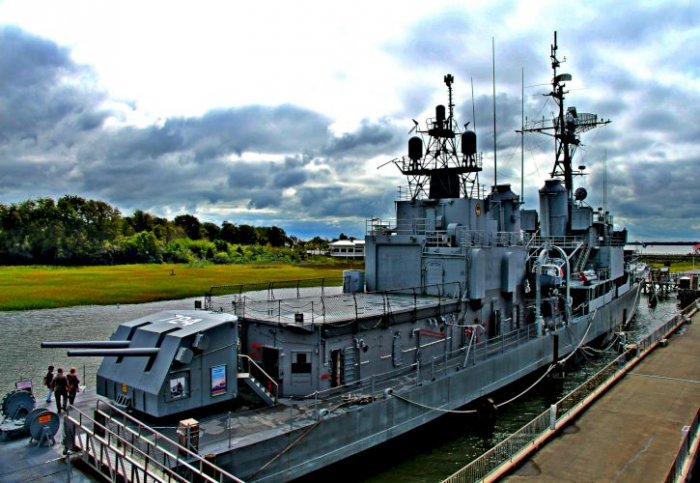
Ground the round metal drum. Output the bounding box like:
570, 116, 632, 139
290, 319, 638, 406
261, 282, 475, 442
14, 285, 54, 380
26, 409, 60, 441
1, 389, 35, 420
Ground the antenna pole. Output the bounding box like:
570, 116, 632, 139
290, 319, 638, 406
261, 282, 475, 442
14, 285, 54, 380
471, 77, 476, 131
492, 37, 497, 187
521, 67, 525, 203
603, 149, 608, 213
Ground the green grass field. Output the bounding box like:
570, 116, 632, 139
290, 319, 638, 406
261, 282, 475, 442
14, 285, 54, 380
0, 263, 357, 310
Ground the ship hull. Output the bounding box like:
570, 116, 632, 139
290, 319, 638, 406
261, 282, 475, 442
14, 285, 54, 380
211, 282, 641, 481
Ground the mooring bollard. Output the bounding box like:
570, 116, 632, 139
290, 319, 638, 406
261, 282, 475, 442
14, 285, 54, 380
549, 404, 557, 430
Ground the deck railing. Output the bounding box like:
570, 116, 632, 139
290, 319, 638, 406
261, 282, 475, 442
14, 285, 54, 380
366, 218, 527, 249
207, 282, 463, 325
65, 399, 244, 482
205, 277, 343, 303
664, 404, 700, 483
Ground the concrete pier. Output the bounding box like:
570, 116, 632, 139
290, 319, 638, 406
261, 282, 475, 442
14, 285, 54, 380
504, 312, 700, 482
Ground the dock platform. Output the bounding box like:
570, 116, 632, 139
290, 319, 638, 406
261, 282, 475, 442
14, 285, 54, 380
504, 312, 700, 482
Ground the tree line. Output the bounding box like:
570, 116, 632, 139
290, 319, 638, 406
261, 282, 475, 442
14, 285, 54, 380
0, 196, 331, 265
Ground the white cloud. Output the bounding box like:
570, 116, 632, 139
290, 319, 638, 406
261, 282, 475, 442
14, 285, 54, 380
0, 0, 699, 241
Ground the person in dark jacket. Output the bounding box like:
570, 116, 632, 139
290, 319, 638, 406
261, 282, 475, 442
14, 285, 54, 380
43, 365, 55, 403
51, 368, 69, 413
66, 367, 80, 406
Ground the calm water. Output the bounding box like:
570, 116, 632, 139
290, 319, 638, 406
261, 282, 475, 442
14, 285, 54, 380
0, 297, 208, 393
0, 293, 680, 481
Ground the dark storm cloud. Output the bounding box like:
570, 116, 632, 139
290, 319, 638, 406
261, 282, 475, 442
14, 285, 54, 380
4, 8, 700, 243
0, 27, 401, 238
322, 118, 401, 157
572, 2, 700, 52
0, 27, 108, 143
172, 105, 332, 158
297, 185, 394, 219
273, 169, 308, 189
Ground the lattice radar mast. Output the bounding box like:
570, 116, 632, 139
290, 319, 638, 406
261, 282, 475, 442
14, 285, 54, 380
392, 74, 483, 200
520, 31, 611, 201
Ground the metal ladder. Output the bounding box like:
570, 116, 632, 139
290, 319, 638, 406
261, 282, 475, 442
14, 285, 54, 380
575, 243, 592, 272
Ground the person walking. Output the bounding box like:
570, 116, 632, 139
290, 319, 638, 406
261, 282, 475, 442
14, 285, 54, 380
51, 368, 69, 413
66, 367, 80, 406
43, 365, 55, 403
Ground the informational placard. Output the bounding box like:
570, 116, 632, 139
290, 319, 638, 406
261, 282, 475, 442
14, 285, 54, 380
210, 365, 226, 396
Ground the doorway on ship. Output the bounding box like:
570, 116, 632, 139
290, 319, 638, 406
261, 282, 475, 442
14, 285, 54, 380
330, 349, 343, 388
261, 346, 282, 394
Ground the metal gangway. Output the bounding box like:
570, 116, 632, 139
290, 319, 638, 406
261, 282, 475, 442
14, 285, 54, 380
64, 399, 244, 482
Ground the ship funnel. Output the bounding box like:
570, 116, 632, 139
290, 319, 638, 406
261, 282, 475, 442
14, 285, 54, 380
488, 184, 521, 232
539, 179, 568, 237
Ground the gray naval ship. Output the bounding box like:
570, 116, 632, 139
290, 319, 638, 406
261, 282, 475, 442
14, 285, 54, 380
51, 33, 642, 482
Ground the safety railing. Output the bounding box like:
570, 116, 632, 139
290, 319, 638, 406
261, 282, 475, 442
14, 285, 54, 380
664, 405, 700, 483
442, 300, 697, 483
528, 234, 587, 249
65, 400, 244, 482
191, 320, 546, 456
298, 323, 539, 410
204, 277, 343, 308
210, 282, 463, 325
366, 218, 527, 250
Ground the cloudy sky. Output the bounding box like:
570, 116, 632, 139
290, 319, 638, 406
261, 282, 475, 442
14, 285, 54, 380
1, 0, 698, 241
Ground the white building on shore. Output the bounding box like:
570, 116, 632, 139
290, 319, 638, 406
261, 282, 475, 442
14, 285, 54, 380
329, 239, 365, 259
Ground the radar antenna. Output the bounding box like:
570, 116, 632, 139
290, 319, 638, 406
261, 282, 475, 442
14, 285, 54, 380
518, 31, 611, 200
389, 75, 483, 200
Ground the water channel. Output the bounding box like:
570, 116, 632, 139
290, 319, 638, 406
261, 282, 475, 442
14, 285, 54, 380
0, 292, 680, 482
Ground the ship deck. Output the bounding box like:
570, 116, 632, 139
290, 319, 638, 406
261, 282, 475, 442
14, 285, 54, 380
228, 291, 458, 325
0, 389, 102, 482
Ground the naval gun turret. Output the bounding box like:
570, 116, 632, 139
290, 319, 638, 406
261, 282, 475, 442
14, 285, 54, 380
44, 310, 241, 418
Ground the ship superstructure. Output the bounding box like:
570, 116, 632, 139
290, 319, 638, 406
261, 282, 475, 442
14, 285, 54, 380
48, 32, 642, 482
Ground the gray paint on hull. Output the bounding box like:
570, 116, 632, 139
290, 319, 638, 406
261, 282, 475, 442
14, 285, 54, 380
213, 286, 639, 481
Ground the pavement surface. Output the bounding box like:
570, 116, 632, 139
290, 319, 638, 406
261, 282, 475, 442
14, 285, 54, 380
506, 312, 700, 482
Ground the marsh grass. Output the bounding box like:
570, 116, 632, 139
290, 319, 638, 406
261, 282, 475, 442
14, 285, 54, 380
0, 263, 354, 310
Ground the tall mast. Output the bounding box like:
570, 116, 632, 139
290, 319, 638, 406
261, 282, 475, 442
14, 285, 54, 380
492, 37, 498, 187
520, 31, 611, 203
520, 67, 524, 203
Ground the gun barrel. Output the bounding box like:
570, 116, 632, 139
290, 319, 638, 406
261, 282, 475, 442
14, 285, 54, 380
42, 341, 131, 349
66, 348, 160, 357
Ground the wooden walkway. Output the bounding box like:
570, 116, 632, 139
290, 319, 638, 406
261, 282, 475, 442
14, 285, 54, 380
504, 312, 700, 482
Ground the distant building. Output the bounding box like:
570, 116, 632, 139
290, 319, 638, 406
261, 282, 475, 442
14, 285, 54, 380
329, 239, 365, 259
305, 249, 329, 257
